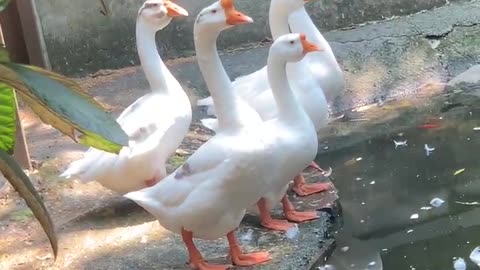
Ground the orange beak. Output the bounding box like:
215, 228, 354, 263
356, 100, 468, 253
221, 0, 253, 25
165, 0, 189, 17
300, 33, 321, 53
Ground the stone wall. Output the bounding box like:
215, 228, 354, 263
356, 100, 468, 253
35, 0, 462, 76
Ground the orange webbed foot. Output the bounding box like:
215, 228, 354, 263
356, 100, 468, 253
284, 209, 318, 223
261, 218, 295, 231
228, 231, 271, 266
230, 251, 272, 266
282, 195, 319, 223
292, 182, 330, 197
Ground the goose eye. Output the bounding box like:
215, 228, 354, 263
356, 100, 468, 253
290, 40, 295, 45
211, 9, 217, 13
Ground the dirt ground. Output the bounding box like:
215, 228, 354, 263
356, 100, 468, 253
0, 65, 338, 269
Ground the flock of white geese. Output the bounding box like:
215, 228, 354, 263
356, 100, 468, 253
61, 0, 345, 268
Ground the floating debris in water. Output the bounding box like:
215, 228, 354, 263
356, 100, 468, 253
286, 224, 300, 240
406, 229, 414, 234
340, 246, 350, 252
473, 127, 480, 131
393, 140, 408, 149
421, 206, 433, 210
453, 257, 466, 270
360, 219, 365, 223
430, 198, 445, 207
410, 213, 419, 220
368, 261, 377, 266
318, 264, 336, 270
356, 157, 363, 161
370, 181, 376, 185
345, 158, 362, 166
424, 144, 435, 156
454, 168, 466, 176
356, 177, 363, 181
398, 132, 404, 136
470, 247, 480, 265
455, 201, 480, 206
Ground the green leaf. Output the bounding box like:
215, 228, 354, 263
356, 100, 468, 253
0, 63, 128, 153
0, 84, 16, 154
0, 46, 11, 63
0, 0, 11, 12
0, 149, 58, 258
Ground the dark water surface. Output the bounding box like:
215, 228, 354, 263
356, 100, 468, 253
316, 104, 480, 270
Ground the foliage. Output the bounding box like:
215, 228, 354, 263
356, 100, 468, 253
0, 84, 15, 154
0, 19, 128, 257
0, 149, 58, 257
0, 0, 10, 12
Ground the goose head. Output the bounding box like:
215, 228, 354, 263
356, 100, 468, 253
195, 0, 253, 33
137, 0, 189, 31
270, 33, 322, 63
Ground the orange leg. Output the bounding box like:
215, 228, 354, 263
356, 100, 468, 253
256, 198, 294, 231
308, 161, 332, 177
181, 228, 230, 270
282, 195, 318, 223
145, 178, 159, 187
292, 174, 330, 197
227, 231, 271, 266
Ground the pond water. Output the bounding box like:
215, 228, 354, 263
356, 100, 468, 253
316, 102, 480, 269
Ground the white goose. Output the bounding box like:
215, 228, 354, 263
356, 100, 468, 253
61, 0, 192, 194
254, 33, 326, 231
198, 0, 333, 197
289, 6, 345, 103
125, 1, 272, 269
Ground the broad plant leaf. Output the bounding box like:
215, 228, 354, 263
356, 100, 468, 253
0, 84, 16, 154
0, 63, 128, 153
0, 0, 11, 12
0, 46, 11, 63
0, 149, 58, 258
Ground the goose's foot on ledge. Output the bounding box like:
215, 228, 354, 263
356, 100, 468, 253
308, 162, 332, 177
282, 195, 318, 223
182, 229, 231, 270
292, 174, 330, 197
257, 198, 294, 231
227, 232, 271, 266
261, 218, 294, 231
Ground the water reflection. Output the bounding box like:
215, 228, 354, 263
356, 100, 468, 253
317, 105, 480, 269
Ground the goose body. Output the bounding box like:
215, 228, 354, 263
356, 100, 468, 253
198, 0, 332, 199
125, 1, 272, 268
61, 0, 192, 194
250, 34, 324, 230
